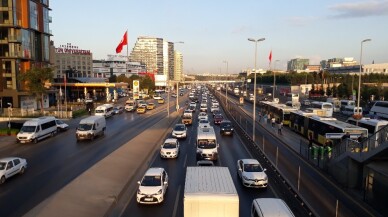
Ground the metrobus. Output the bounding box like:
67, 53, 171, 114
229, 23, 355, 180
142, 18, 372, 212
341, 105, 363, 116
340, 100, 355, 111
307, 116, 368, 145
259, 101, 298, 126
346, 117, 388, 136
369, 101, 388, 120
289, 108, 328, 136
310, 101, 333, 117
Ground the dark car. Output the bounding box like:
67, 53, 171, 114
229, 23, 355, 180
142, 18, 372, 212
220, 120, 234, 136
213, 114, 224, 125
212, 109, 221, 117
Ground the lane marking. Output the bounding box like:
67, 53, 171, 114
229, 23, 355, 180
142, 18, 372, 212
172, 185, 182, 217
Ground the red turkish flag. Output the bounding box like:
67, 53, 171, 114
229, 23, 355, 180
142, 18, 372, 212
269, 50, 272, 63
116, 31, 128, 53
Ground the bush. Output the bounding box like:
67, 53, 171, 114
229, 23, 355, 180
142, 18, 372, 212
72, 109, 88, 118
0, 128, 19, 135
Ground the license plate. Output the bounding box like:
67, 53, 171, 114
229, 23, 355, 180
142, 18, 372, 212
144, 198, 152, 201
20, 141, 26, 143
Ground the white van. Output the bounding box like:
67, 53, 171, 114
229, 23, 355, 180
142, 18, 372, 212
251, 198, 295, 217
196, 126, 219, 161
76, 116, 106, 141
17, 116, 57, 143
95, 104, 114, 118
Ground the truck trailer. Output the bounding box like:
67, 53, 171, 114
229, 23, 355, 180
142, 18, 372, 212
184, 167, 239, 217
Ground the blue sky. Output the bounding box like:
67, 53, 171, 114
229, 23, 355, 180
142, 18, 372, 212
51, 0, 388, 74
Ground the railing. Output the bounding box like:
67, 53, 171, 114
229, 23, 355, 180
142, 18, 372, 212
330, 125, 388, 163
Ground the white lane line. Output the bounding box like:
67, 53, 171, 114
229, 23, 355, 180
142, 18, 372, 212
172, 185, 182, 217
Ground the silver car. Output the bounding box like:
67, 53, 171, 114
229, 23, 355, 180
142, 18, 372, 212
172, 124, 187, 139
237, 159, 268, 189
160, 138, 180, 158
0, 157, 28, 184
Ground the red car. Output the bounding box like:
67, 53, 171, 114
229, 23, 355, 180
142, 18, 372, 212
213, 114, 224, 125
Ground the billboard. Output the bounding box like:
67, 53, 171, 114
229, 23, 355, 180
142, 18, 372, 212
155, 74, 167, 87
133, 80, 140, 99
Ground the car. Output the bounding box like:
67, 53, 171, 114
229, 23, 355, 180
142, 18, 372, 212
146, 102, 156, 110
160, 138, 180, 158
172, 124, 187, 139
136, 105, 147, 114
136, 167, 168, 204
179, 92, 183, 96
153, 95, 162, 100
196, 160, 214, 166
137, 100, 147, 107
249, 94, 255, 101
198, 112, 208, 121
303, 99, 311, 106
189, 102, 196, 107
237, 159, 268, 189
220, 120, 234, 135
0, 157, 27, 184
198, 119, 211, 128
171, 93, 177, 98
55, 119, 69, 131
212, 109, 221, 117
189, 105, 196, 113
210, 105, 219, 113
213, 114, 224, 125
113, 106, 124, 114
157, 98, 165, 104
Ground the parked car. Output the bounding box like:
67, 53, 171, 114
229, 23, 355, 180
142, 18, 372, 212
237, 159, 268, 189
220, 120, 234, 136
172, 124, 187, 139
55, 119, 69, 131
113, 106, 124, 114
213, 114, 224, 125
0, 157, 27, 184
136, 167, 168, 204
160, 138, 180, 158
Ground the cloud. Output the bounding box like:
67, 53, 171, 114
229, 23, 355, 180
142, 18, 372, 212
328, 0, 388, 18
285, 16, 317, 27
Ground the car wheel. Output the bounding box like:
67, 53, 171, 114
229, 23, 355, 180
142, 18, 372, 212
19, 167, 25, 175
33, 138, 38, 144
0, 176, 5, 184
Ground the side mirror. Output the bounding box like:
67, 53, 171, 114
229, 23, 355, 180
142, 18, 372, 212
238, 168, 242, 171
163, 181, 168, 185
137, 181, 141, 185
263, 168, 267, 172
217, 144, 220, 148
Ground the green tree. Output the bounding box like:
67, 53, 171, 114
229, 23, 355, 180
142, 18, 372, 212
19, 67, 54, 113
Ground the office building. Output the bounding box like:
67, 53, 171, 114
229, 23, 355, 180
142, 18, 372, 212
174, 51, 183, 81
287, 58, 309, 71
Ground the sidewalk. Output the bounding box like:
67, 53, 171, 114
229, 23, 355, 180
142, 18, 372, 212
24, 111, 180, 217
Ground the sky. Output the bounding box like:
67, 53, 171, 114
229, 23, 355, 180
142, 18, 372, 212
50, 0, 388, 74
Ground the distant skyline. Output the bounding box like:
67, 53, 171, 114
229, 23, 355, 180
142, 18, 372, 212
51, 0, 388, 74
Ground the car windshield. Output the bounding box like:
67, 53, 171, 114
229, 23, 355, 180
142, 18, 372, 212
215, 115, 223, 119
174, 125, 185, 131
199, 120, 209, 124
197, 139, 217, 149
56, 120, 64, 124
20, 126, 37, 133
163, 142, 177, 149
221, 123, 232, 128
244, 164, 263, 172
0, 162, 6, 170
78, 123, 93, 131
141, 175, 161, 186
95, 109, 104, 114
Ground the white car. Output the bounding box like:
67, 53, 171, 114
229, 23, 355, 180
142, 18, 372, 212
137, 167, 168, 204
0, 157, 27, 184
198, 112, 208, 121
198, 119, 211, 128
172, 124, 187, 139
237, 159, 268, 189
160, 138, 180, 158
210, 105, 219, 113
55, 119, 69, 131
189, 102, 196, 107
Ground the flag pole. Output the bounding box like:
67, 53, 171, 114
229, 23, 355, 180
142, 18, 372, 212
64, 74, 67, 118
126, 30, 129, 75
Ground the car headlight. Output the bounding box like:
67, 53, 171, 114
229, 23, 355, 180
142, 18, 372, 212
137, 189, 142, 194
221, 128, 225, 130
243, 175, 249, 180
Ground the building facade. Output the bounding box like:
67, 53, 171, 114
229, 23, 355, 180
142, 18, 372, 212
174, 51, 183, 81
0, 0, 52, 108
287, 58, 309, 71
51, 42, 93, 79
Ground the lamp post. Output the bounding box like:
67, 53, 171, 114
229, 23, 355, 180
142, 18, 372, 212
174, 41, 184, 112
273, 60, 280, 101
248, 37, 265, 142
223, 60, 228, 106
357, 39, 371, 116
7, 103, 12, 130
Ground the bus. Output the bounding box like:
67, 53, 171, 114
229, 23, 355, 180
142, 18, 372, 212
289, 108, 328, 136
346, 117, 388, 136
310, 101, 333, 117
308, 116, 368, 145
342, 105, 363, 116
340, 100, 355, 111
369, 101, 388, 120
259, 101, 298, 126
327, 98, 341, 112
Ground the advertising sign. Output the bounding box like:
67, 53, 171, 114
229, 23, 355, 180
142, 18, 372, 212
133, 80, 140, 99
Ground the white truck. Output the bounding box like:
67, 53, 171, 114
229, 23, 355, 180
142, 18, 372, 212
184, 167, 239, 217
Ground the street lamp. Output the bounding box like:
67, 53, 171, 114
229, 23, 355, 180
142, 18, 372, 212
273, 60, 280, 101
357, 39, 371, 116
223, 60, 228, 106
7, 103, 12, 130
248, 37, 265, 142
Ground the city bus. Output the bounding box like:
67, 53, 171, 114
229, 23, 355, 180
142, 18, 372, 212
307, 116, 368, 145
327, 98, 341, 112
289, 108, 327, 135
342, 105, 363, 116
259, 101, 298, 127
346, 117, 388, 136
310, 101, 333, 117
369, 101, 388, 120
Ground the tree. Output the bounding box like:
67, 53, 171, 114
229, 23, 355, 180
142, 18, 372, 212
19, 67, 54, 113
